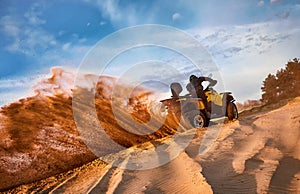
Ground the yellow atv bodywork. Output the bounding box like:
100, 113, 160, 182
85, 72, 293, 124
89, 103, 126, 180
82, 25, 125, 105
176, 98, 206, 110
205, 90, 224, 106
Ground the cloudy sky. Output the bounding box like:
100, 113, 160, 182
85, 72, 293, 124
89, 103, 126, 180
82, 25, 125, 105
0, 0, 300, 105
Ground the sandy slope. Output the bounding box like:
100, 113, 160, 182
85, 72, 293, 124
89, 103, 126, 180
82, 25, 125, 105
4, 97, 300, 194
1, 68, 299, 193
0, 68, 179, 191
190, 97, 300, 193
5, 131, 213, 194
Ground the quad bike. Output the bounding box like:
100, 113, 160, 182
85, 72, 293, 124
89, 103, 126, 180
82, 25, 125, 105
160, 82, 238, 128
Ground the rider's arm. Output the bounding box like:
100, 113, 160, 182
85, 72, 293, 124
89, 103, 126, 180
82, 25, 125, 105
205, 77, 217, 86
198, 77, 217, 86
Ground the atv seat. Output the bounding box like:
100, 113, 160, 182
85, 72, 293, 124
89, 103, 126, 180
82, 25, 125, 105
170, 82, 182, 99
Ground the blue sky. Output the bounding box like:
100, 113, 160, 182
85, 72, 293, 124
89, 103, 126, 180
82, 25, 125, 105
0, 0, 300, 105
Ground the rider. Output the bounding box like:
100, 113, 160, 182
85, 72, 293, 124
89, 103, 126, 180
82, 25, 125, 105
186, 75, 217, 111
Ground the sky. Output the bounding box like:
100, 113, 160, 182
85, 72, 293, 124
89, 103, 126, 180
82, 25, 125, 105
0, 0, 300, 105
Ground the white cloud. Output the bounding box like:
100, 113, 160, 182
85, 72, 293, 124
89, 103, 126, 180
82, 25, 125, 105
0, 73, 49, 107
62, 42, 71, 50
188, 21, 300, 102
0, 3, 56, 56
89, 0, 152, 26
79, 38, 87, 43
0, 15, 20, 37
0, 74, 48, 89
257, 1, 265, 7
58, 30, 65, 36
270, 0, 282, 4
97, 0, 122, 22
172, 13, 181, 21
0, 7, 88, 75
24, 3, 46, 25
49, 40, 57, 45
24, 12, 46, 25
99, 21, 106, 26
275, 10, 290, 19
11, 27, 56, 56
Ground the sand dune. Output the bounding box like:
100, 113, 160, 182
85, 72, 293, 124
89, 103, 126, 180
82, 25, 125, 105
0, 68, 179, 191
4, 97, 300, 193
190, 97, 300, 193
1, 68, 300, 193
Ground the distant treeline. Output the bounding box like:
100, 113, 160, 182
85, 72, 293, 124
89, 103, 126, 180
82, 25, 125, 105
261, 58, 300, 103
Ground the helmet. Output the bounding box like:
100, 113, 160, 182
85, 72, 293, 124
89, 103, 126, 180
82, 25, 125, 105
189, 75, 197, 82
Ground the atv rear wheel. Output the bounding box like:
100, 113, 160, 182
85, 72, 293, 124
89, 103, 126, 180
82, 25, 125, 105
184, 110, 208, 128
227, 102, 238, 120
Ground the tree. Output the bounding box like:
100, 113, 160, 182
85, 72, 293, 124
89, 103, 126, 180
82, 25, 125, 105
261, 74, 277, 103
285, 58, 300, 96
261, 58, 300, 103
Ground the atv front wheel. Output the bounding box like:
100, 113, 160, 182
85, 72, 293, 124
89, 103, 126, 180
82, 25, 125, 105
184, 110, 208, 128
227, 102, 238, 120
